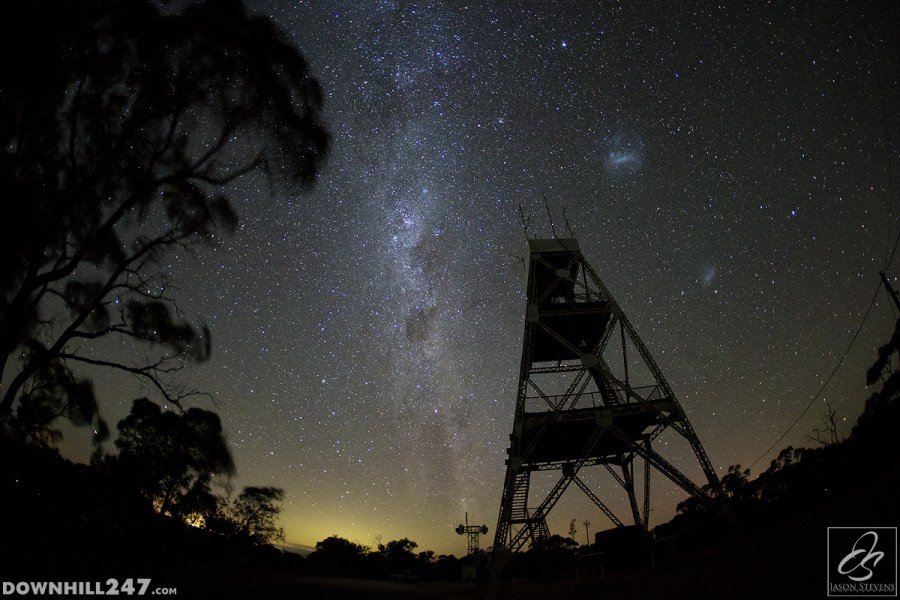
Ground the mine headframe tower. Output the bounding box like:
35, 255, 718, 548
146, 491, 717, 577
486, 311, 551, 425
491, 238, 734, 566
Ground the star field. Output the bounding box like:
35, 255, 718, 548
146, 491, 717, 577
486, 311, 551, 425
62, 1, 899, 556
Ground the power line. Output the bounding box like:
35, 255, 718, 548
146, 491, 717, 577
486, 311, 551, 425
746, 278, 883, 471
747, 1, 899, 472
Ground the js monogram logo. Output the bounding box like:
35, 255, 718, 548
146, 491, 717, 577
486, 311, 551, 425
838, 531, 886, 583
828, 527, 897, 597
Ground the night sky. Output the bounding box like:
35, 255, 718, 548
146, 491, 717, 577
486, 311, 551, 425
62, 1, 899, 556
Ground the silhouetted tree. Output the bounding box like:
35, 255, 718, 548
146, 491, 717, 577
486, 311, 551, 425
230, 486, 285, 545
306, 536, 372, 578
857, 316, 900, 450
110, 397, 235, 519
379, 537, 419, 575
867, 316, 900, 388
808, 402, 843, 446
178, 478, 223, 528
720, 464, 751, 498
0, 0, 328, 443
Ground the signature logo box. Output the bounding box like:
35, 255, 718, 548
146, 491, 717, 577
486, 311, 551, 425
828, 527, 897, 597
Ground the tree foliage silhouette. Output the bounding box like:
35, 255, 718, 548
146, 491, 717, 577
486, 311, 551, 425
305, 535, 446, 580
306, 536, 372, 577
378, 537, 419, 574
0, 0, 328, 442
861, 316, 900, 440
230, 485, 285, 545
111, 397, 235, 519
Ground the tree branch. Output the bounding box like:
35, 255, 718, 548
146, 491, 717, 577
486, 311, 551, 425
58, 352, 193, 408
1, 226, 192, 414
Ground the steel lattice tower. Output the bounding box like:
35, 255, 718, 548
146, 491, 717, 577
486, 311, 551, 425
491, 238, 734, 567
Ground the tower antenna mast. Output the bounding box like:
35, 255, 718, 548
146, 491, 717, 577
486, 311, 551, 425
542, 193, 557, 239
518, 204, 531, 239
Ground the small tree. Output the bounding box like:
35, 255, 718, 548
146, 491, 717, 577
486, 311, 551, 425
231, 486, 285, 545
867, 317, 900, 388
720, 464, 751, 498
852, 316, 900, 458
306, 536, 371, 577
808, 402, 843, 446
179, 478, 223, 528
380, 537, 419, 574
111, 397, 235, 518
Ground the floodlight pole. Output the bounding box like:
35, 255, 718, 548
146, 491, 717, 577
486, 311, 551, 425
456, 513, 488, 555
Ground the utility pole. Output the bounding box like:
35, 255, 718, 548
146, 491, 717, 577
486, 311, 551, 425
880, 271, 900, 312
583, 520, 591, 546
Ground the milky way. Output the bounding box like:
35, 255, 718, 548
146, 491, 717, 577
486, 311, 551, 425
62, 1, 899, 555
